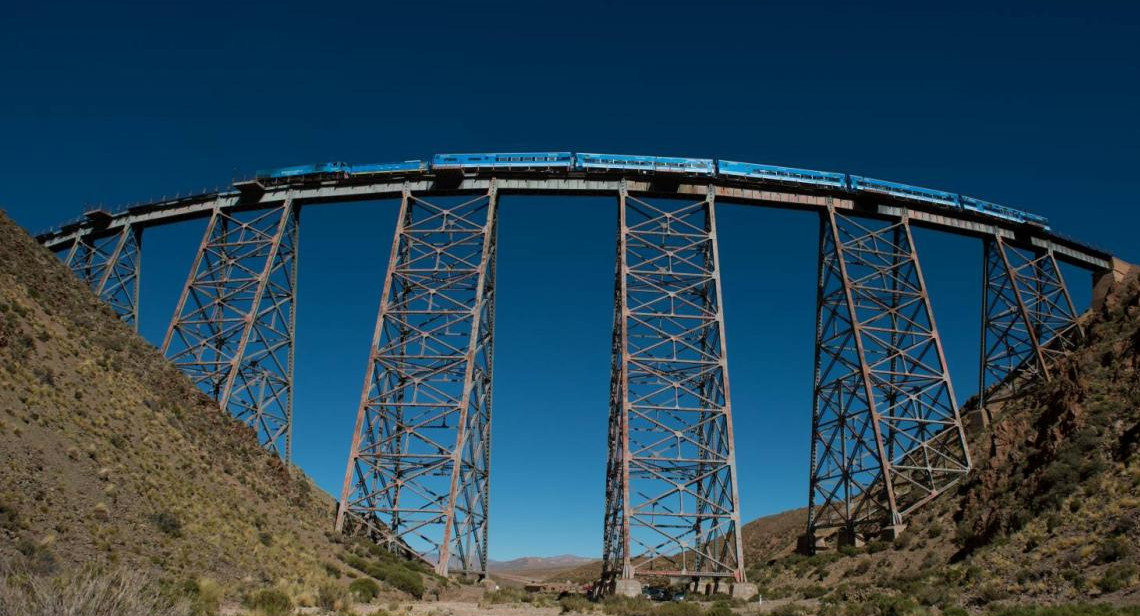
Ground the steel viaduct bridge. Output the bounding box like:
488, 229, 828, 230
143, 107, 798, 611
34, 152, 1124, 598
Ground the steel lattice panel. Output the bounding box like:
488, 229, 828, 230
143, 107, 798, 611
808, 208, 971, 543
162, 203, 298, 459
602, 187, 746, 584
337, 187, 497, 577
978, 238, 1081, 422
63, 225, 142, 328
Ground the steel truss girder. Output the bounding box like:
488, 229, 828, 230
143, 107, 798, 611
62, 225, 142, 328
978, 237, 1082, 424
807, 207, 971, 540
161, 201, 299, 460
336, 185, 498, 577
601, 185, 746, 584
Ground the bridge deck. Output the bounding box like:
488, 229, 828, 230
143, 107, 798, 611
36, 170, 1113, 271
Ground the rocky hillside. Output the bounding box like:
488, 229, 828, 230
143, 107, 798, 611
0, 212, 432, 606
747, 265, 1140, 612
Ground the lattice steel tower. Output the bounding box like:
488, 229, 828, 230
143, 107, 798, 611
337, 185, 498, 577
64, 222, 142, 328
162, 201, 299, 460
978, 237, 1082, 425
601, 185, 747, 592
805, 206, 971, 549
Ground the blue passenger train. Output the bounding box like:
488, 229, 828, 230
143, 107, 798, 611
432, 152, 573, 170
252, 151, 1048, 229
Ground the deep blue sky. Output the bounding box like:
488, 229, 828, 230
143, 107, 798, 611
2, 1, 1137, 560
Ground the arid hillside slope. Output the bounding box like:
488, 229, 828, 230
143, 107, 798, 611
0, 212, 430, 600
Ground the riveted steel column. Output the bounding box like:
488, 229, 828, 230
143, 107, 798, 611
601, 184, 746, 587
62, 224, 143, 328
978, 236, 1082, 425
806, 206, 970, 549
161, 200, 299, 460
337, 184, 498, 577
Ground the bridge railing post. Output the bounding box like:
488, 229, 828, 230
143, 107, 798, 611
600, 185, 746, 590
161, 199, 299, 460
805, 206, 970, 551
336, 184, 498, 578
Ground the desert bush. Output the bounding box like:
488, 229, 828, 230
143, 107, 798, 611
1094, 537, 1132, 564
657, 601, 702, 616
601, 595, 655, 616
769, 605, 808, 616
342, 554, 424, 598
865, 540, 889, 554
0, 566, 191, 616
14, 538, 56, 574
1097, 563, 1138, 593
349, 577, 380, 602
383, 566, 424, 598
561, 595, 594, 613
244, 588, 293, 616
988, 605, 1140, 616
151, 511, 183, 537
801, 584, 827, 599
830, 593, 918, 616
975, 583, 1010, 604
177, 578, 222, 616
483, 587, 528, 605
706, 600, 734, 616
317, 582, 349, 611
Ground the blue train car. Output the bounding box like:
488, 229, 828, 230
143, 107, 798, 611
349, 161, 428, 176
255, 162, 349, 179
575, 153, 716, 175
961, 196, 1049, 228
716, 160, 847, 188
852, 176, 961, 208
431, 152, 573, 170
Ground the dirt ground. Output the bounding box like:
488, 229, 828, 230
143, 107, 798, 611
307, 595, 819, 616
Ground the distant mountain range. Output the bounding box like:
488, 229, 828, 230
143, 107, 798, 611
487, 554, 597, 576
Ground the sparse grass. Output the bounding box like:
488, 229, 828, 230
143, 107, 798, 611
655, 601, 702, 616
601, 595, 654, 616
483, 587, 528, 605
0, 566, 191, 616
560, 595, 594, 613
988, 606, 1140, 616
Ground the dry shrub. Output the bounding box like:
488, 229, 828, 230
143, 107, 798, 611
0, 566, 191, 616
